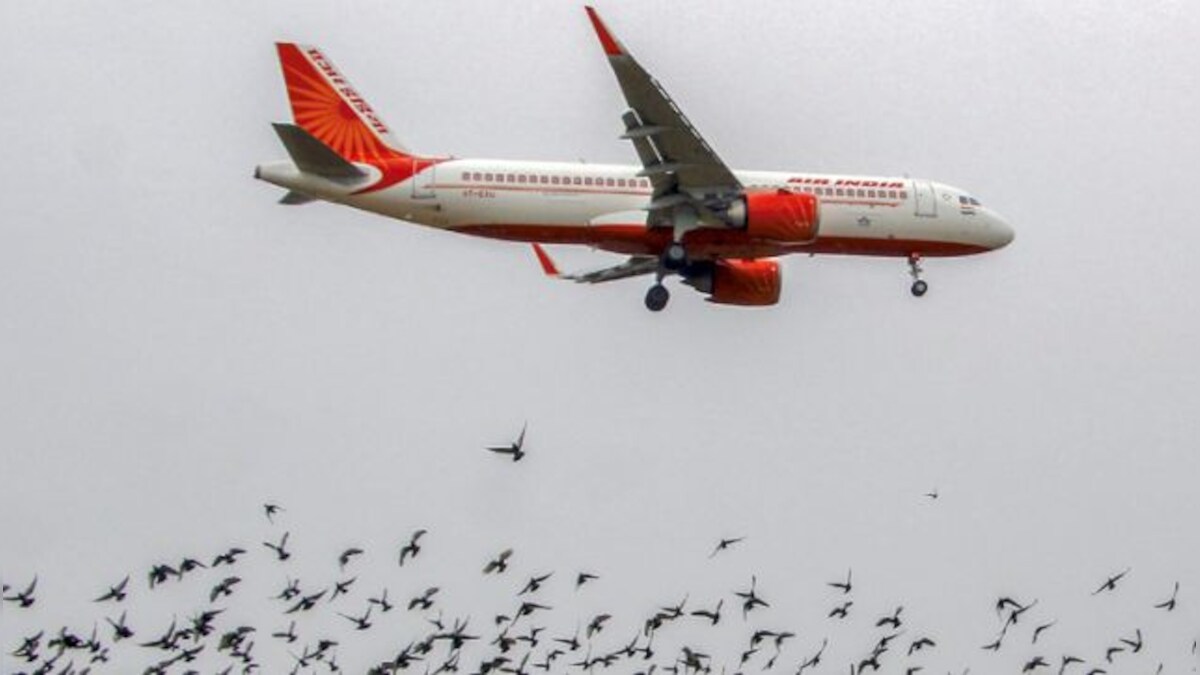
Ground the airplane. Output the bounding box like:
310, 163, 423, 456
255, 7, 1014, 312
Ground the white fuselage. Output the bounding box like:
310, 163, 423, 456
256, 158, 1015, 259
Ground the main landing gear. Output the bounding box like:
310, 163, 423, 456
908, 253, 928, 297
644, 240, 689, 312
662, 242, 687, 270
645, 283, 670, 312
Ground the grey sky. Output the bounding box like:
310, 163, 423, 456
2, 1, 1199, 672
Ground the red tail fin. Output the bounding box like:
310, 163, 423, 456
275, 43, 409, 163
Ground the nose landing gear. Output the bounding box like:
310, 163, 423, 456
908, 253, 928, 297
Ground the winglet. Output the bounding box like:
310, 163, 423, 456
584, 7, 625, 57
531, 244, 560, 277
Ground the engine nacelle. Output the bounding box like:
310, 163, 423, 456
684, 259, 782, 306
725, 188, 820, 244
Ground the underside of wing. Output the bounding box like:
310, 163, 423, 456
585, 7, 743, 232
532, 244, 658, 284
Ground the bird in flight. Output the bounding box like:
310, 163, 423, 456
1032, 620, 1056, 644
708, 536, 745, 558
1092, 568, 1131, 595
575, 572, 599, 589
925, 488, 939, 500
338, 547, 364, 570
3, 576, 37, 608
691, 599, 724, 626
1153, 581, 1179, 611
487, 423, 528, 462
263, 532, 291, 561
483, 548, 514, 575
263, 503, 284, 523
828, 600, 853, 619
828, 569, 853, 594
519, 572, 553, 595
398, 529, 427, 567
94, 575, 130, 603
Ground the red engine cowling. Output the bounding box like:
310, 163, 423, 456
708, 259, 782, 306
727, 189, 820, 244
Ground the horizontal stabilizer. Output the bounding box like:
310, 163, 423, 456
272, 123, 367, 181
278, 190, 317, 205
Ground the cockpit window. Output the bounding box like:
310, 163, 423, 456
959, 195, 983, 206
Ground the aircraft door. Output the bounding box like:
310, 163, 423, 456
411, 160, 436, 199
913, 180, 937, 217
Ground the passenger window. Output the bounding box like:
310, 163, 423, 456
868, 190, 877, 199
484, 173, 494, 182
899, 191, 907, 200
551, 176, 560, 185
540, 175, 549, 184
584, 177, 594, 186
461, 172, 471, 181
835, 188, 844, 197
574, 177, 582, 185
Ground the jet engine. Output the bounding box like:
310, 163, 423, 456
683, 259, 782, 306
725, 188, 820, 244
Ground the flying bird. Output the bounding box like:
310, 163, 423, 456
828, 569, 853, 594
94, 576, 130, 603
339, 605, 373, 631
211, 547, 246, 567
487, 423, 527, 462
106, 611, 134, 642
263, 532, 291, 561
1092, 568, 1131, 595
398, 529, 427, 566
329, 576, 357, 601
483, 548, 514, 574
338, 547, 364, 570
1023, 656, 1049, 672
708, 536, 745, 558
408, 586, 440, 611
829, 600, 853, 619
691, 599, 724, 626
1154, 581, 1179, 611
734, 575, 769, 617
209, 576, 242, 603
1032, 620, 1056, 644
263, 503, 284, 523
575, 572, 599, 589
908, 637, 936, 655
876, 605, 904, 629
3, 576, 37, 608
519, 572, 553, 595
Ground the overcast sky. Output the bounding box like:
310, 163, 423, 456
2, 1, 1199, 672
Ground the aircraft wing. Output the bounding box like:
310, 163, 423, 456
585, 7, 742, 230
533, 245, 658, 284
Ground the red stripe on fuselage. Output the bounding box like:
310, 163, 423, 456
453, 224, 989, 259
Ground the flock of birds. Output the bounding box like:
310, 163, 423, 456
2, 429, 1197, 674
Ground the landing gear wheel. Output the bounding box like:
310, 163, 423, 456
911, 280, 929, 297
663, 242, 687, 270
645, 284, 670, 312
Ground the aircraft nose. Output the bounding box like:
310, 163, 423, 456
989, 211, 1015, 249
